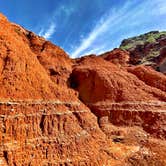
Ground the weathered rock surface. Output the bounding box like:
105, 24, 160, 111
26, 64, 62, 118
100, 48, 130, 66
71, 51, 166, 165
120, 31, 166, 74
0, 14, 166, 165
0, 14, 111, 165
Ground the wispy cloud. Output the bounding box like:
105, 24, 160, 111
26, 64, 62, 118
71, 0, 166, 58
38, 4, 75, 40
157, 1, 166, 15
39, 22, 56, 39
70, 3, 129, 58
82, 45, 107, 56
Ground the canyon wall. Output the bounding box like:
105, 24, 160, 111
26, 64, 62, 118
0, 14, 166, 165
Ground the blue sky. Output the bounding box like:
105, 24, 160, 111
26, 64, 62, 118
0, 0, 166, 58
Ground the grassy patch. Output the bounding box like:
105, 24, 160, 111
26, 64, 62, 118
120, 31, 166, 50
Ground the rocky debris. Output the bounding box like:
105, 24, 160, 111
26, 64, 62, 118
0, 13, 166, 165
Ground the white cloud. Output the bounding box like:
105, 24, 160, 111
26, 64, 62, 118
38, 21, 56, 39
82, 45, 107, 56
70, 1, 136, 58
71, 0, 166, 58
42, 22, 56, 39
38, 4, 75, 40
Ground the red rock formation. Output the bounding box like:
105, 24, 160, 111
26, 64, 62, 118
127, 65, 166, 92
0, 13, 112, 165
71, 50, 166, 164
71, 55, 166, 104
100, 48, 130, 66
0, 14, 166, 165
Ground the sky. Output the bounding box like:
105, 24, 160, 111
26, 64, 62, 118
0, 0, 166, 58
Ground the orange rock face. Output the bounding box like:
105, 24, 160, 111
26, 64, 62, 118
0, 14, 111, 165
71, 51, 166, 165
0, 14, 166, 165
100, 48, 130, 66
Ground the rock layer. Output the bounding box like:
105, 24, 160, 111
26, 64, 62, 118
71, 52, 166, 165
0, 101, 112, 165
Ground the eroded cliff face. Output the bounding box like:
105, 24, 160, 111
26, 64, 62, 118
71, 53, 166, 138
71, 50, 166, 165
0, 14, 166, 166
0, 14, 111, 166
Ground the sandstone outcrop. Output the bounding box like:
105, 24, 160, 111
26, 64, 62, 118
71, 51, 166, 165
100, 48, 130, 66
0, 13, 111, 165
0, 13, 166, 165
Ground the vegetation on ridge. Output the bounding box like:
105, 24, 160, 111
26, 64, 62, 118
120, 31, 166, 50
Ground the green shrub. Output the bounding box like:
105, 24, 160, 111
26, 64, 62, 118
146, 36, 156, 43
